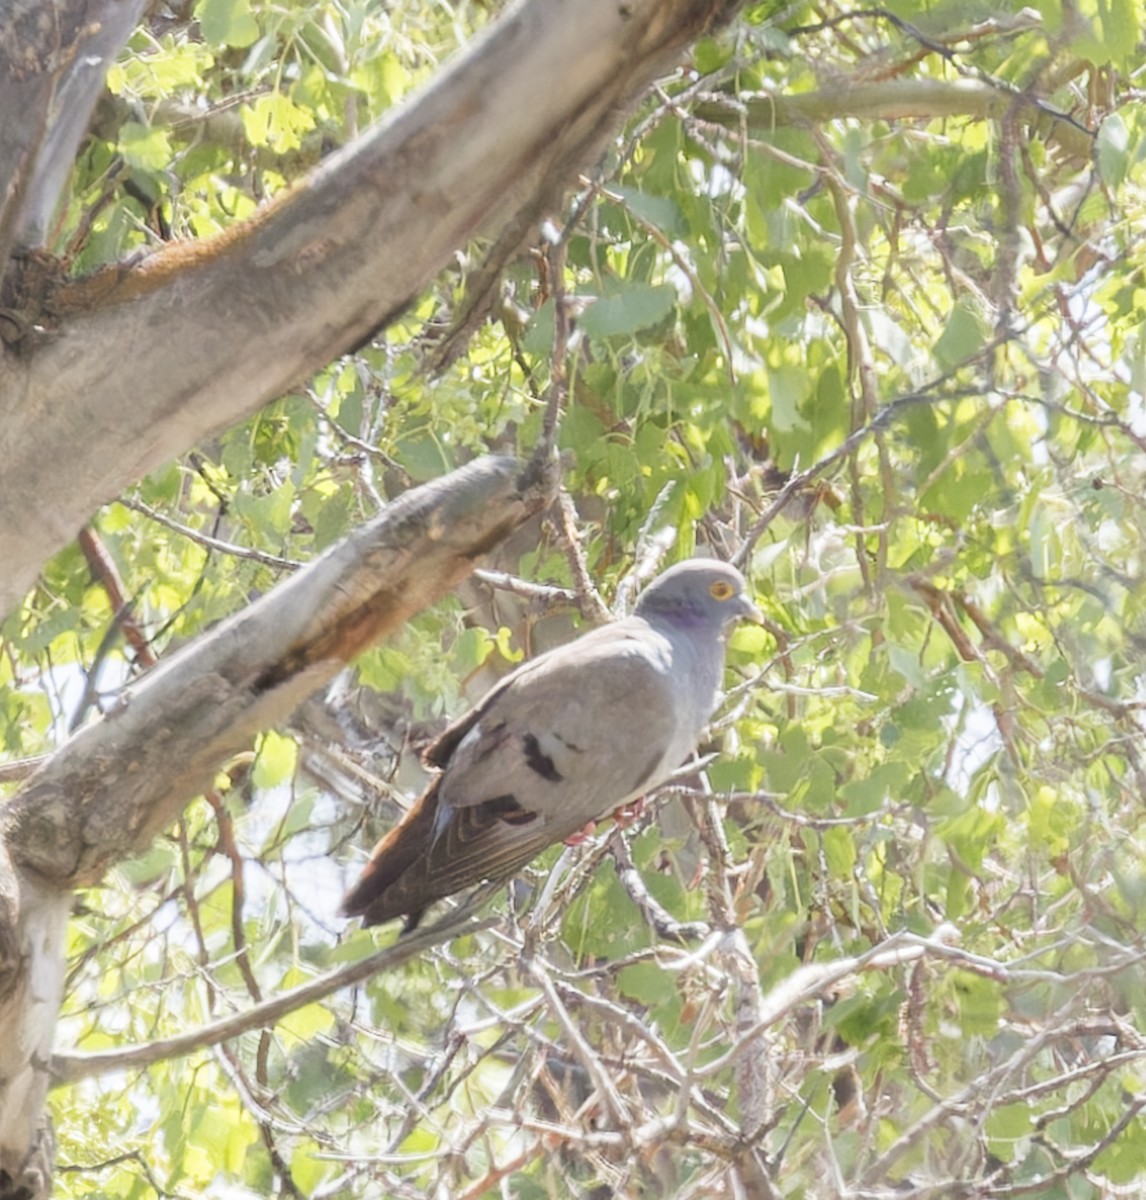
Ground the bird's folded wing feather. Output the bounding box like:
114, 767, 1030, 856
438, 619, 682, 821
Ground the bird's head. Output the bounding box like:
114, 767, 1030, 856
634, 559, 763, 632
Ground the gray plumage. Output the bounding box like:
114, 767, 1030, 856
341, 559, 761, 927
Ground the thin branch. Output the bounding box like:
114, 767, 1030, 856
523, 955, 633, 1127
119, 496, 303, 571
693, 77, 1093, 159
732, 387, 969, 567
51, 899, 502, 1084
551, 490, 611, 624
471, 568, 578, 609
609, 831, 710, 942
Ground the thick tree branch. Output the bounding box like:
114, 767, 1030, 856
0, 454, 553, 1194
2, 455, 554, 889
0, 0, 744, 620
693, 77, 1094, 160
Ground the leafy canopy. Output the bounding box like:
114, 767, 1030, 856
4, 0, 1146, 1195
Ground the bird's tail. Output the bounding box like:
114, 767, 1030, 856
340, 779, 442, 927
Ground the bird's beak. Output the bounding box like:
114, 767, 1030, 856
738, 594, 765, 625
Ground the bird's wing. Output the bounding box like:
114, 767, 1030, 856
339, 776, 581, 927
342, 617, 690, 926
437, 618, 684, 822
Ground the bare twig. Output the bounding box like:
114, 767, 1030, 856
120, 496, 303, 571
552, 490, 611, 623
51, 898, 502, 1084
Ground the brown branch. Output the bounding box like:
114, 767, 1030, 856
539, 233, 570, 457
552, 490, 611, 625
0, 756, 48, 784
204, 790, 262, 1003
910, 578, 985, 666
78, 527, 158, 668
952, 590, 1043, 678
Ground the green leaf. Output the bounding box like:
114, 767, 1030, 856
1103, 0, 1139, 67
117, 842, 177, 886
234, 480, 295, 538
984, 1103, 1034, 1161
761, 727, 812, 794
580, 283, 676, 339
522, 297, 556, 356
934, 301, 987, 369
313, 484, 352, 550
613, 185, 686, 238
708, 750, 761, 794
355, 645, 409, 692
839, 763, 910, 816
618, 962, 675, 1005
195, 0, 260, 48
767, 364, 812, 434
278, 999, 334, 1043
253, 731, 298, 790
864, 308, 917, 370
1025, 784, 1075, 854
1028, 500, 1060, 577
1097, 114, 1130, 188
563, 868, 650, 959
20, 605, 79, 654
1094, 1121, 1146, 1184
952, 971, 1003, 1037
393, 432, 450, 482
241, 93, 316, 152
823, 826, 857, 877
886, 643, 927, 690
451, 626, 494, 675
119, 122, 173, 171
824, 987, 903, 1048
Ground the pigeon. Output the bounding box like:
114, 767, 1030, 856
341, 559, 762, 928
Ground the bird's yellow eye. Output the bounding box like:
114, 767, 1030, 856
709, 580, 735, 601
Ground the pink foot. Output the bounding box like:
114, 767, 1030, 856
564, 820, 597, 846
611, 796, 647, 828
